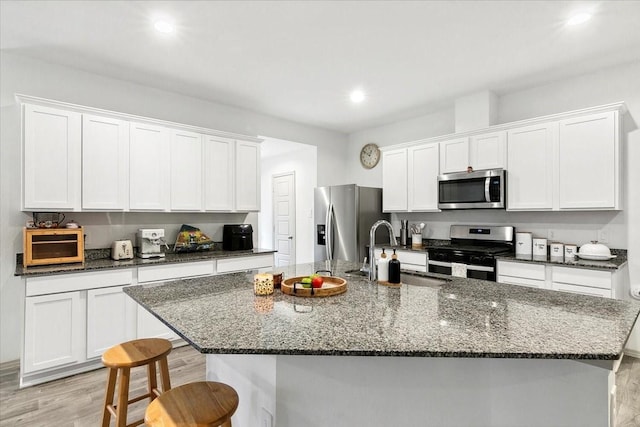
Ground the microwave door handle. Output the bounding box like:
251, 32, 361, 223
325, 203, 333, 261
485, 177, 491, 202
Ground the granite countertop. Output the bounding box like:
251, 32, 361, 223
123, 260, 640, 360
496, 249, 627, 270
15, 248, 277, 277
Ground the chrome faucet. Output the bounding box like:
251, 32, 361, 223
368, 220, 398, 282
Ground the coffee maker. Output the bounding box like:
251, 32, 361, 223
136, 229, 168, 258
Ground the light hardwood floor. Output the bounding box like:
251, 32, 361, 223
1, 347, 638, 426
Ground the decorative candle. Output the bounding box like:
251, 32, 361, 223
254, 273, 274, 295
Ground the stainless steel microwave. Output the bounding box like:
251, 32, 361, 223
438, 168, 505, 209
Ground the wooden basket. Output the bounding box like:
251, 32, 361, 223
281, 276, 347, 297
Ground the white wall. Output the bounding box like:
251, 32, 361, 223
258, 137, 317, 265
0, 51, 348, 363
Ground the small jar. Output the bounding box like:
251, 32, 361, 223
254, 273, 274, 296
272, 272, 283, 289
411, 234, 422, 249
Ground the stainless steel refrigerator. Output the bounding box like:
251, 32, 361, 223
314, 184, 389, 263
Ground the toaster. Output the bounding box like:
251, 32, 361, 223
111, 240, 134, 260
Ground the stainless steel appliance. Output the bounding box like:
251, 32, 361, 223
136, 228, 168, 259
314, 184, 389, 263
438, 168, 506, 209
427, 225, 514, 281
223, 224, 253, 251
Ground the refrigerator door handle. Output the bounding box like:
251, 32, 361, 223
326, 202, 334, 260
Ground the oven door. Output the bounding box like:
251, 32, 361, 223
466, 264, 496, 281
428, 260, 451, 275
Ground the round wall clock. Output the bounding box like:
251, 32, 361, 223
360, 143, 381, 169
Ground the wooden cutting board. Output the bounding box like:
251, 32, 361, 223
281, 276, 347, 297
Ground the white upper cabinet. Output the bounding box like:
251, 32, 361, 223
23, 104, 81, 210
507, 122, 558, 211
235, 140, 261, 211
129, 122, 171, 210
408, 143, 440, 211
469, 131, 506, 171
170, 129, 203, 211
203, 135, 234, 211
439, 137, 469, 173
82, 114, 129, 210
382, 148, 408, 212
558, 111, 619, 210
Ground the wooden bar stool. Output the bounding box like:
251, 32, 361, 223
144, 381, 239, 427
101, 338, 173, 427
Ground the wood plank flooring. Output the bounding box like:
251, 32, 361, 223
0, 347, 638, 426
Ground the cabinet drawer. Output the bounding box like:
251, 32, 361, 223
26, 269, 134, 296
552, 282, 612, 298
138, 261, 214, 283
497, 261, 545, 280
217, 254, 274, 274
497, 275, 546, 289
397, 250, 428, 267
552, 266, 612, 289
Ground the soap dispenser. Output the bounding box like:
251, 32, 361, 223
388, 249, 401, 284
378, 248, 389, 282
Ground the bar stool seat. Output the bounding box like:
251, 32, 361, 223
144, 381, 239, 427
101, 338, 173, 427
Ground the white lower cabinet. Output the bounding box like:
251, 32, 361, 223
86, 286, 137, 359
137, 306, 178, 341
497, 261, 548, 289
23, 292, 84, 374
374, 249, 427, 273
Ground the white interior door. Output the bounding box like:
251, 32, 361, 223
273, 172, 296, 267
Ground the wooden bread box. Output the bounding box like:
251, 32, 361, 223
23, 227, 85, 267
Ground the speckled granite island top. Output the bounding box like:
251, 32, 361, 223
123, 260, 640, 360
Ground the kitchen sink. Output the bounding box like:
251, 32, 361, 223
343, 269, 447, 288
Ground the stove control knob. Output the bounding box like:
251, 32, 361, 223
469, 255, 483, 265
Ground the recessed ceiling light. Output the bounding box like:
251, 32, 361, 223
350, 90, 365, 103
566, 11, 592, 26
154, 20, 175, 34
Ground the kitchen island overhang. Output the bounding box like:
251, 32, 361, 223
124, 261, 640, 427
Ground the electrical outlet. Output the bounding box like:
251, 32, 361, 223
598, 229, 609, 243
260, 407, 273, 427
548, 230, 554, 240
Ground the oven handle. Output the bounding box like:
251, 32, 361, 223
428, 260, 451, 267
466, 264, 494, 272
485, 177, 491, 202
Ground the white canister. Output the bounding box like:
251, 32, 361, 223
533, 238, 547, 257
564, 244, 577, 261
515, 232, 533, 256
550, 242, 564, 260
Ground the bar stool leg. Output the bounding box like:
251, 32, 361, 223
147, 361, 158, 402
116, 367, 130, 427
158, 356, 172, 393
101, 368, 117, 427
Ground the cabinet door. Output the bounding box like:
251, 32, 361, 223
170, 130, 203, 211
439, 137, 469, 173
552, 282, 612, 298
86, 286, 136, 359
408, 143, 439, 211
23, 104, 81, 210
129, 122, 170, 210
23, 292, 84, 373
203, 136, 234, 211
82, 114, 129, 210
469, 131, 506, 171
137, 306, 178, 341
235, 140, 261, 211
382, 148, 408, 212
558, 111, 617, 209
506, 122, 557, 210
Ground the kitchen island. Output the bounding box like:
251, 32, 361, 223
124, 260, 640, 427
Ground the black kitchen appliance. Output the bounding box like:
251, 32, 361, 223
223, 224, 254, 251
427, 225, 514, 281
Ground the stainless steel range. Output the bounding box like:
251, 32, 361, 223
428, 225, 515, 281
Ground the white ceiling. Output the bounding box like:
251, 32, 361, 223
2, 1, 640, 133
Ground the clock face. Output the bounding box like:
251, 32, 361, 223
360, 143, 380, 169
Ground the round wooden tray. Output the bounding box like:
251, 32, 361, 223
281, 276, 347, 297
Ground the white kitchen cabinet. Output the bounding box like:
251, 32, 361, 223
497, 261, 548, 289
23, 291, 84, 374
374, 248, 427, 272
506, 122, 558, 211
407, 143, 440, 211
235, 140, 261, 211
170, 129, 203, 211
129, 122, 171, 210
216, 254, 274, 274
469, 131, 506, 171
137, 306, 179, 341
23, 104, 81, 210
82, 114, 130, 210
86, 285, 136, 359
382, 148, 408, 212
203, 135, 234, 211
439, 137, 469, 173
558, 111, 619, 210
551, 266, 615, 298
